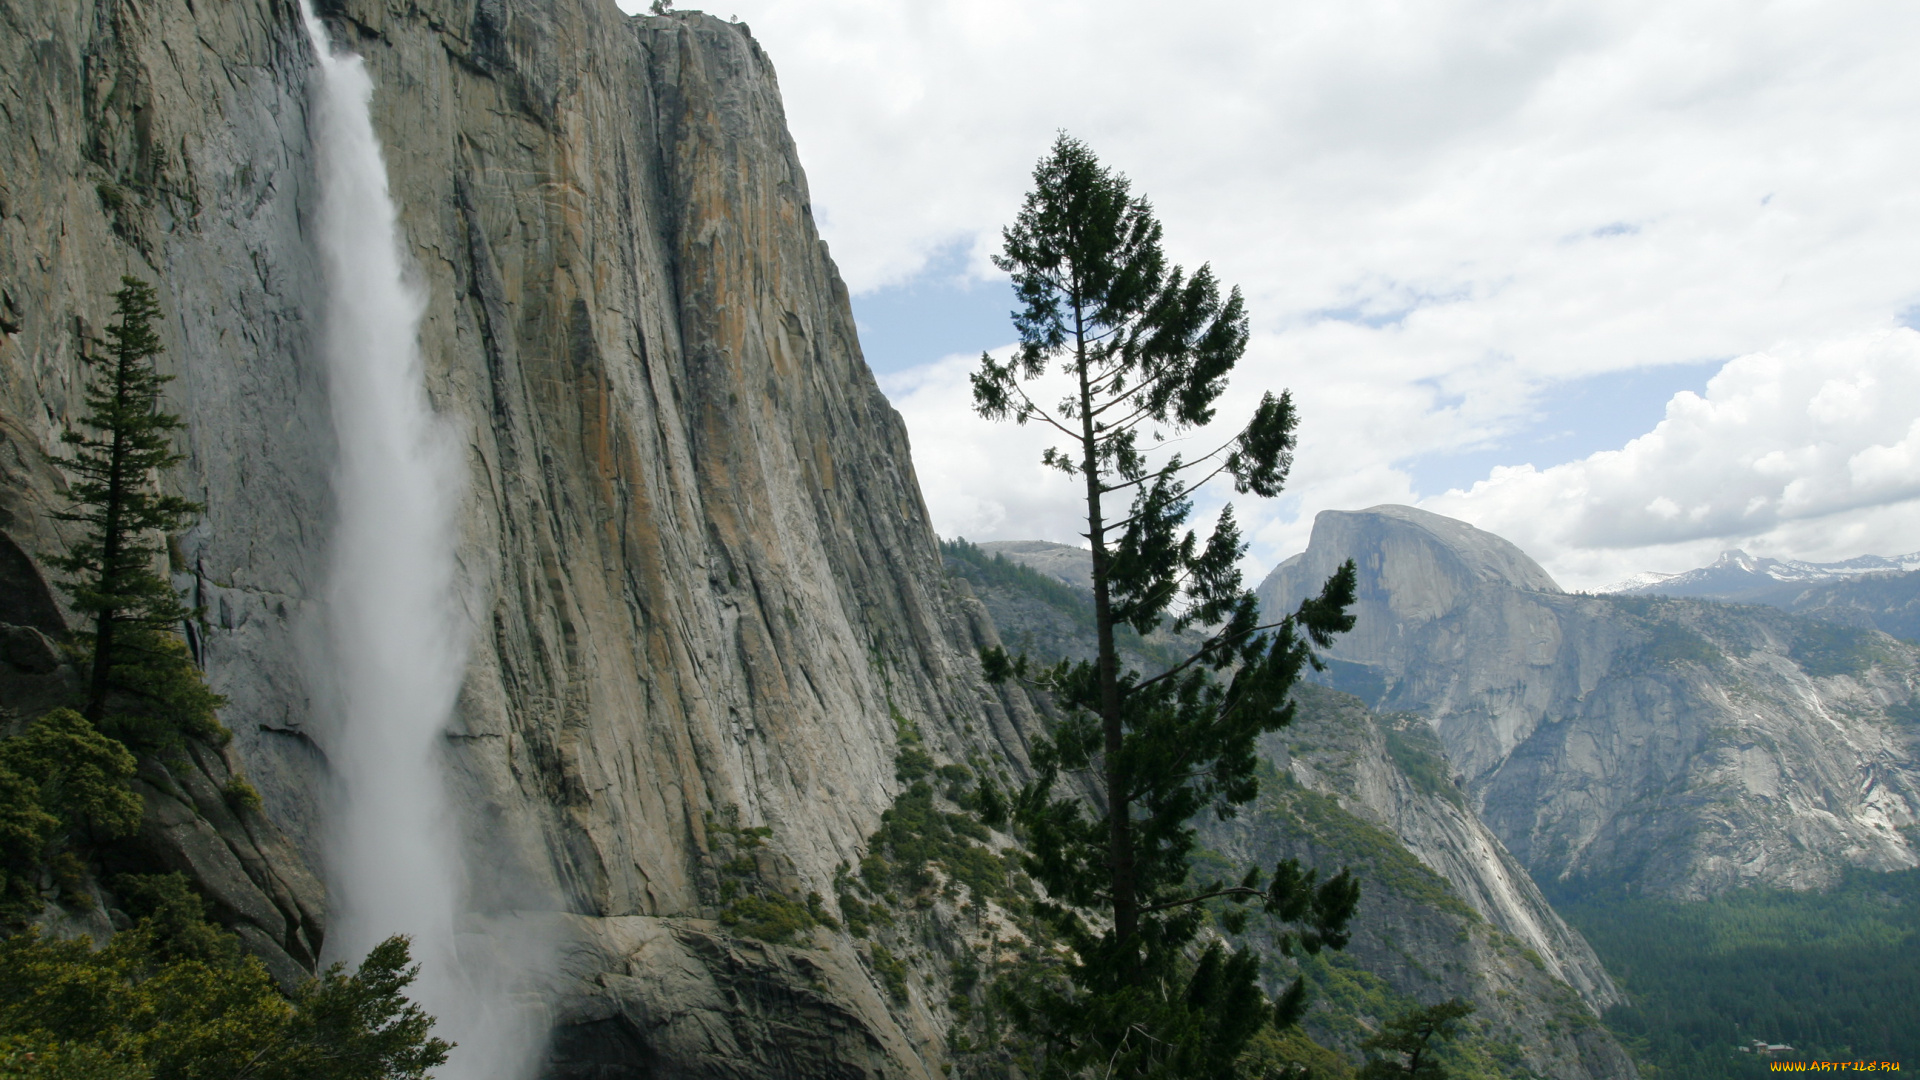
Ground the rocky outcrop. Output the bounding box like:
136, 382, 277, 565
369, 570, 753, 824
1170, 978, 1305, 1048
1266, 688, 1617, 1010
945, 539, 1199, 675
115, 742, 330, 992
1259, 506, 1920, 898
977, 540, 1096, 592
1, 0, 1038, 1073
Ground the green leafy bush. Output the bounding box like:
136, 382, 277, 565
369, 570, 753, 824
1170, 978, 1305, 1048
0, 710, 141, 919
862, 780, 1008, 903
0, 874, 448, 1079
706, 812, 834, 944
222, 774, 263, 815
719, 893, 823, 944
868, 943, 910, 1003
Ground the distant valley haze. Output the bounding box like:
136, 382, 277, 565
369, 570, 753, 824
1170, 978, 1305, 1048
623, 0, 1920, 591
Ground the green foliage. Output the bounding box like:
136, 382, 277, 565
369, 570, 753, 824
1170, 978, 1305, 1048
0, 774, 60, 921
1254, 768, 1475, 923
1558, 870, 1920, 1078
0, 874, 449, 1079
942, 538, 1193, 674
1786, 621, 1883, 678
719, 893, 826, 944
706, 811, 834, 945
868, 943, 910, 1003
862, 780, 1009, 904
0, 710, 141, 920
942, 539, 1093, 629
1628, 620, 1723, 670
93, 631, 226, 754
49, 277, 222, 751
221, 775, 262, 815
276, 937, 452, 1080
1235, 1024, 1355, 1080
1379, 719, 1461, 810
844, 743, 1057, 1078
894, 715, 936, 784
831, 870, 892, 939
973, 135, 1360, 1078
1268, 953, 1525, 1080
1357, 999, 1475, 1079
841, 726, 1015, 927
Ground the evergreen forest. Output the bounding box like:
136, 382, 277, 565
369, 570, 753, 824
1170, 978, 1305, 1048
1558, 869, 1920, 1076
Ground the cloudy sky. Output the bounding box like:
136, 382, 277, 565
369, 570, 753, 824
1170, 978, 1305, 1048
625, 0, 1920, 590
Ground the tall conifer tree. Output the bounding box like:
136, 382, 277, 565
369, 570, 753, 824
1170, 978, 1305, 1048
50, 277, 220, 748
974, 135, 1361, 1077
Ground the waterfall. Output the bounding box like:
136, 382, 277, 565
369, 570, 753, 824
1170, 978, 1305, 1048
297, 5, 531, 1075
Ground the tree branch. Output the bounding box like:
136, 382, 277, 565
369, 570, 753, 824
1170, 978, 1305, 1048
1123, 616, 1295, 696
1135, 885, 1265, 915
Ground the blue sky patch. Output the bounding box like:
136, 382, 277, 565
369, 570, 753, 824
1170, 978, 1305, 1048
1403, 360, 1724, 496
851, 242, 1019, 374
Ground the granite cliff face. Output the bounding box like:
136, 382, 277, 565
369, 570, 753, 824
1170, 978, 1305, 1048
0, 0, 1036, 1073
1260, 506, 1920, 899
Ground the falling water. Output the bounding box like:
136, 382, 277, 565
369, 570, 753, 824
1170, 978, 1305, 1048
298, 5, 528, 1075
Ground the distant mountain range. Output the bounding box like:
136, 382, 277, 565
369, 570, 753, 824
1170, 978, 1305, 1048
1606, 549, 1920, 598
1605, 549, 1920, 641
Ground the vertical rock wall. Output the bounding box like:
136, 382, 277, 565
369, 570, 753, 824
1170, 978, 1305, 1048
0, 0, 1034, 1072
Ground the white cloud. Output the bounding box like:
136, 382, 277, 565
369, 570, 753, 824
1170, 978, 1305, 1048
630, 0, 1920, 587
882, 351, 1089, 547
1424, 331, 1920, 587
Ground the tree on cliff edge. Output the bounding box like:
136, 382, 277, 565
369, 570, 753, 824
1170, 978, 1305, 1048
49, 276, 221, 750
975, 134, 1361, 1078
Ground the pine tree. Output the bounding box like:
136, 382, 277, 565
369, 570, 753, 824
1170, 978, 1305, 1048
49, 277, 221, 749
1357, 999, 1476, 1079
974, 134, 1361, 1077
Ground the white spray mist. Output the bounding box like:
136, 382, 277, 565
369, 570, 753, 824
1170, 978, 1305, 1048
298, 5, 534, 1076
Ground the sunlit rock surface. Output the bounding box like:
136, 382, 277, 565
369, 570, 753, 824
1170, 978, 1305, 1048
1260, 505, 1920, 898
0, 0, 1037, 1073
